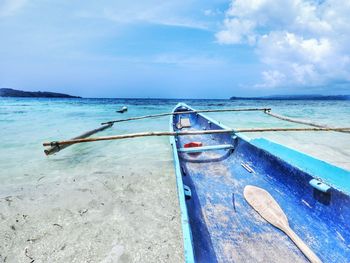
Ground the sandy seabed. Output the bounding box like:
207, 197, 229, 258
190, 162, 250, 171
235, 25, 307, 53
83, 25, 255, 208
0, 139, 184, 263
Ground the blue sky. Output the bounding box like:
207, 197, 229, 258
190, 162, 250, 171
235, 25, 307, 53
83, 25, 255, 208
0, 0, 349, 98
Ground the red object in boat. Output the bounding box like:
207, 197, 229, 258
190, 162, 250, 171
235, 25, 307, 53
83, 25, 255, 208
184, 142, 203, 157
184, 142, 203, 148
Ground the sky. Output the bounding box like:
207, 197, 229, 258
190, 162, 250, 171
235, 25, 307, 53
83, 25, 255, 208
0, 0, 350, 98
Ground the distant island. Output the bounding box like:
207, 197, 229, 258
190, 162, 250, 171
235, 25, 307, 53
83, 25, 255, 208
0, 88, 81, 98
230, 94, 350, 100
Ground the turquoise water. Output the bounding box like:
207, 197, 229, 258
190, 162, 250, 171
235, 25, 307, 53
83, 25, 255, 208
1, 98, 349, 182
0, 98, 349, 262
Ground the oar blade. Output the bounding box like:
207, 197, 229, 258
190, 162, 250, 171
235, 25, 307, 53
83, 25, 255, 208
244, 185, 323, 263
244, 185, 288, 229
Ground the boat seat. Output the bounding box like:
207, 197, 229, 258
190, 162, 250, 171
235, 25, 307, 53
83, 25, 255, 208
178, 144, 234, 153
176, 118, 191, 129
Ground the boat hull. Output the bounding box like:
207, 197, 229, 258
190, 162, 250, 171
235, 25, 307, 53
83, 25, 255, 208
170, 103, 350, 263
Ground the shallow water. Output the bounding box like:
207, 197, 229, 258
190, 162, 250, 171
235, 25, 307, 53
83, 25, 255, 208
0, 98, 349, 262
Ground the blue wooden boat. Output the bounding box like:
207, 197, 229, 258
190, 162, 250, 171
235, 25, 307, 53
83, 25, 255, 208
169, 103, 350, 263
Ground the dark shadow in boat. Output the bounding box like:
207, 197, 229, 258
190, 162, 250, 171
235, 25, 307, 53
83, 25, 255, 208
179, 150, 233, 164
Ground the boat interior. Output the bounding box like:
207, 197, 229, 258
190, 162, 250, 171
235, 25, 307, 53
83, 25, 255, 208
171, 104, 350, 263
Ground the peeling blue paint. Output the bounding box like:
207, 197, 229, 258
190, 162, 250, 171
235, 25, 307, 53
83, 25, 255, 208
170, 103, 350, 262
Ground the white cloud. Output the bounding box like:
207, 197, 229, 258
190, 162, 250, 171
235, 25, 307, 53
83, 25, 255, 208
76, 1, 209, 30
0, 0, 27, 17
216, 18, 256, 44
204, 9, 214, 16
216, 0, 350, 90
258, 70, 286, 88
153, 53, 225, 67
203, 8, 222, 17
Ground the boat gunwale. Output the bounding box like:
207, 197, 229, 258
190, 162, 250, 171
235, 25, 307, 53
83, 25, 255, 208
169, 103, 196, 263
170, 103, 350, 262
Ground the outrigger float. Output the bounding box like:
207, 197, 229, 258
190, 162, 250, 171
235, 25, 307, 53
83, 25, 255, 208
43, 103, 350, 262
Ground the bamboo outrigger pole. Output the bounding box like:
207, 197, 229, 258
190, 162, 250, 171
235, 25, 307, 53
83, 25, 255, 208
101, 108, 271, 125
44, 130, 234, 149
43, 127, 350, 150
235, 127, 350, 133
43, 107, 271, 155
264, 110, 327, 128
264, 110, 350, 134
44, 123, 113, 155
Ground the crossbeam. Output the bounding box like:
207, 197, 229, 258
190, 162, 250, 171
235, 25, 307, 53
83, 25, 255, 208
178, 144, 234, 153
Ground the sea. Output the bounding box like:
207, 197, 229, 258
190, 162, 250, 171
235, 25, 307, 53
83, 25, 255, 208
0, 98, 349, 262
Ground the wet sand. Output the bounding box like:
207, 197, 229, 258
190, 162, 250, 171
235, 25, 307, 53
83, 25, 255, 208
0, 140, 184, 262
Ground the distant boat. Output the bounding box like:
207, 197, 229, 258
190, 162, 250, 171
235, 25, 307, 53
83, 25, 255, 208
169, 103, 350, 262
116, 106, 128, 113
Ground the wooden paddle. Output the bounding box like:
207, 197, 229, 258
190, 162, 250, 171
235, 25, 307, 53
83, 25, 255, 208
244, 185, 322, 263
